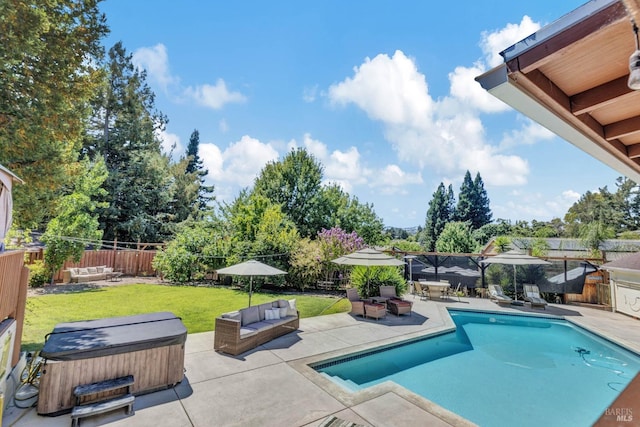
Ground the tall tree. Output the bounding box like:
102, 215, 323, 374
0, 0, 108, 228
41, 159, 108, 282
423, 183, 454, 251
435, 221, 478, 253
186, 129, 215, 213
253, 148, 324, 238
471, 172, 492, 228
84, 42, 174, 243
456, 171, 492, 229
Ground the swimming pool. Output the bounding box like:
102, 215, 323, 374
314, 309, 640, 427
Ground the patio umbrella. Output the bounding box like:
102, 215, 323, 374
332, 248, 405, 297
480, 250, 550, 301
216, 260, 287, 306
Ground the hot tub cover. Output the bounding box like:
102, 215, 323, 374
41, 312, 187, 361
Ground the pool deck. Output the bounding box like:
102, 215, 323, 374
4, 296, 640, 427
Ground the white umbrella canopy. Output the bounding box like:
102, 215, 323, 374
480, 250, 550, 301
216, 260, 287, 306
332, 248, 405, 297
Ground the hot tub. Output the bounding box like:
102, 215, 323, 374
37, 312, 187, 415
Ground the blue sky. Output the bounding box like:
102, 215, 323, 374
100, 0, 621, 229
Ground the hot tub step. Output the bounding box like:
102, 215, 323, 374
71, 394, 134, 426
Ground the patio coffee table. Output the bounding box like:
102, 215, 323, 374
107, 271, 123, 282
364, 303, 386, 320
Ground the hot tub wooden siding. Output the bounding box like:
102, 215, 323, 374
36, 312, 186, 416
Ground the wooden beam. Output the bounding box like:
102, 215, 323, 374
627, 142, 640, 158
571, 76, 633, 115
605, 115, 640, 139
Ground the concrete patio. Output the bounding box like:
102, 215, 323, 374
4, 296, 640, 427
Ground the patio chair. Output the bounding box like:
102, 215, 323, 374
488, 284, 513, 306
379, 285, 413, 316
346, 287, 365, 317
523, 284, 547, 309
413, 281, 429, 301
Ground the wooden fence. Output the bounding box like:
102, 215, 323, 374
23, 248, 158, 282
0, 250, 29, 367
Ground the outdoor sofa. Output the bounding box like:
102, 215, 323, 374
63, 266, 115, 283
214, 299, 299, 355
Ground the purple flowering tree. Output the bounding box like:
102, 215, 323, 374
317, 227, 365, 283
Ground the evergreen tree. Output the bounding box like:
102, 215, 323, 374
84, 42, 174, 244
186, 129, 215, 213
471, 172, 492, 228
455, 171, 474, 225
423, 183, 454, 251
455, 171, 492, 230
0, 0, 108, 228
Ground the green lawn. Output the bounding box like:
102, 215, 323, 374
23, 284, 351, 351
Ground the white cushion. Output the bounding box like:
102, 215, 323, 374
265, 309, 274, 320
279, 307, 288, 318
271, 308, 280, 320
78, 268, 89, 275
287, 299, 297, 316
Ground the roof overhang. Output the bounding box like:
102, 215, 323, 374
476, 0, 640, 183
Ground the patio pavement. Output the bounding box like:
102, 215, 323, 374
3, 296, 640, 427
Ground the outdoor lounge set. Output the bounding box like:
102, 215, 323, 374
63, 265, 117, 283
214, 299, 300, 355
347, 286, 413, 320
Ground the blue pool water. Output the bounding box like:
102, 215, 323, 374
314, 310, 640, 427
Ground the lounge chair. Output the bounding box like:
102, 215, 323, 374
379, 285, 413, 316
488, 285, 513, 306
413, 281, 429, 301
346, 288, 365, 317
523, 284, 548, 309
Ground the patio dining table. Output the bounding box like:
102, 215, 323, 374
419, 281, 452, 300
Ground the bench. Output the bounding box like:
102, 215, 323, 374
71, 375, 135, 427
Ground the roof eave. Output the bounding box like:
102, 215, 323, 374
475, 64, 640, 183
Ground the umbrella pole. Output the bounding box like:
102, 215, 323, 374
513, 266, 517, 301
249, 276, 253, 307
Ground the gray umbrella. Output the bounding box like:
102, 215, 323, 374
216, 260, 287, 306
480, 250, 550, 301
332, 248, 405, 297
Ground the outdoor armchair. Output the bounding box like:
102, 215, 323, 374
523, 284, 547, 309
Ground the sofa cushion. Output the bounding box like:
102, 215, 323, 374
104, 267, 113, 273
265, 309, 274, 320
222, 311, 241, 322
271, 308, 280, 319
239, 327, 259, 338
287, 299, 297, 316
70, 268, 80, 275
78, 268, 89, 275
87, 267, 98, 274
96, 266, 104, 273
245, 321, 275, 332
258, 302, 273, 321
240, 306, 260, 326
278, 299, 289, 308
279, 307, 288, 318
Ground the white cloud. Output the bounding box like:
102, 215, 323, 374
480, 16, 541, 68
448, 63, 508, 113
200, 135, 279, 188
184, 79, 246, 110
303, 85, 318, 103
133, 44, 178, 92
219, 119, 229, 133
132, 44, 246, 111
329, 50, 433, 128
370, 165, 423, 195
325, 15, 553, 190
